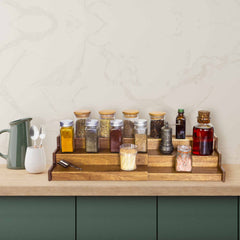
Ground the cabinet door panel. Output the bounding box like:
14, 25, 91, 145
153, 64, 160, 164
77, 197, 156, 240
0, 197, 75, 240
158, 197, 237, 240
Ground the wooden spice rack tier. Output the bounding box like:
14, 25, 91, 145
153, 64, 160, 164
48, 136, 225, 182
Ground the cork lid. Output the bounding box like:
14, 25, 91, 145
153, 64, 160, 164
149, 111, 166, 120
99, 110, 116, 115
74, 110, 91, 118
197, 110, 210, 123
122, 110, 139, 115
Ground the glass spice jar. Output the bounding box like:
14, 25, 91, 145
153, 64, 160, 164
122, 110, 139, 138
149, 112, 165, 138
60, 120, 74, 153
192, 110, 214, 156
110, 119, 123, 153
74, 110, 91, 138
120, 144, 138, 171
99, 110, 116, 138
85, 119, 99, 153
176, 145, 192, 172
134, 119, 147, 153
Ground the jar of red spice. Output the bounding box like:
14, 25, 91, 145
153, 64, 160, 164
110, 119, 123, 153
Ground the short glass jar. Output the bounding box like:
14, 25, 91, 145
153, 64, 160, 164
99, 110, 116, 138
60, 120, 74, 153
74, 110, 91, 138
134, 119, 147, 153
85, 119, 99, 153
149, 112, 165, 138
122, 110, 139, 138
120, 144, 138, 171
175, 145, 192, 172
110, 119, 123, 153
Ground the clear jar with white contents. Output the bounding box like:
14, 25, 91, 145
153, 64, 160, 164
134, 119, 147, 153
120, 144, 137, 171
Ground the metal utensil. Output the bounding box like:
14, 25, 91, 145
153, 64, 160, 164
39, 126, 46, 148
57, 160, 82, 170
30, 125, 39, 148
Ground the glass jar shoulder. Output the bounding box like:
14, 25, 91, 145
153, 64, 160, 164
193, 123, 214, 130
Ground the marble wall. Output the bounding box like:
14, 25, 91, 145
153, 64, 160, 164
0, 0, 239, 164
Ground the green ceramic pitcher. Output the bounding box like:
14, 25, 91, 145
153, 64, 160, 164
0, 118, 32, 169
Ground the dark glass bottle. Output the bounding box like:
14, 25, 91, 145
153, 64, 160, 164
192, 110, 214, 156
176, 109, 186, 139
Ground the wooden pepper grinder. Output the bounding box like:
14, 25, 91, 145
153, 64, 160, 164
160, 122, 174, 155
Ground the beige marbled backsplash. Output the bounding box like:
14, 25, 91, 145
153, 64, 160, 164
0, 0, 239, 164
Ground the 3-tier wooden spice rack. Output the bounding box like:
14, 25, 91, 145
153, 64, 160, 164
48, 136, 225, 182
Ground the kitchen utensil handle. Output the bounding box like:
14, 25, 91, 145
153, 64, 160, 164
0, 129, 10, 160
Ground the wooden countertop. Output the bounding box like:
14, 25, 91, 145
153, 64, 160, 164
0, 164, 239, 196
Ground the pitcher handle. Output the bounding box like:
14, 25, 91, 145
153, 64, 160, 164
0, 129, 10, 160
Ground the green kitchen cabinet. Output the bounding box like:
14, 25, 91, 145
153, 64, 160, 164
0, 197, 75, 240
158, 197, 238, 240
77, 197, 156, 240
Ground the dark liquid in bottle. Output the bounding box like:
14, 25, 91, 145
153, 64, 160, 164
110, 129, 122, 153
176, 118, 185, 139
192, 126, 214, 155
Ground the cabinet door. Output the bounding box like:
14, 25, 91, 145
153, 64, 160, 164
77, 197, 156, 240
0, 197, 75, 240
158, 197, 237, 240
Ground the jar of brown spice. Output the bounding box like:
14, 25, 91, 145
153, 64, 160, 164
149, 112, 165, 138
122, 110, 139, 138
134, 119, 147, 153
74, 110, 91, 138
99, 110, 116, 138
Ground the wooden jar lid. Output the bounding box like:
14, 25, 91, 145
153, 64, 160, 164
74, 110, 91, 118
122, 110, 139, 115
99, 110, 116, 115
149, 111, 166, 117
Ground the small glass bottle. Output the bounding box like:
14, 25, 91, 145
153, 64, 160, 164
110, 119, 123, 153
99, 110, 116, 138
192, 110, 214, 156
60, 120, 74, 153
134, 119, 147, 153
122, 110, 139, 138
176, 145, 192, 172
149, 112, 165, 138
85, 119, 99, 153
74, 110, 91, 138
176, 109, 186, 139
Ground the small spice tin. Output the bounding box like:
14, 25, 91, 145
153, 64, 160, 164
74, 110, 91, 138
122, 110, 139, 138
99, 110, 116, 138
60, 120, 74, 153
149, 112, 165, 138
85, 119, 99, 153
176, 145, 192, 172
134, 119, 147, 153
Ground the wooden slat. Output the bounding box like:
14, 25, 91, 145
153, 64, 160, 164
148, 150, 219, 168
51, 165, 148, 181
148, 167, 222, 181
56, 150, 148, 166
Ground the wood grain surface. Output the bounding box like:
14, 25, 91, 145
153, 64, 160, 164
0, 164, 238, 196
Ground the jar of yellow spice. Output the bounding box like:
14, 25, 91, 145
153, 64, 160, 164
60, 120, 74, 153
99, 110, 116, 138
